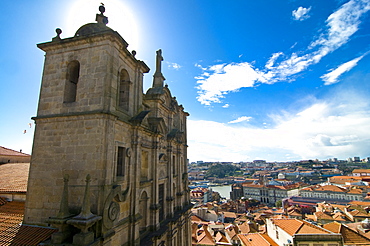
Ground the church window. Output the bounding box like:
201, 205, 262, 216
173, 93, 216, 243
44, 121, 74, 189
119, 69, 130, 111
159, 184, 165, 221
117, 146, 125, 177
64, 60, 80, 103
139, 191, 148, 231
141, 150, 149, 180
173, 155, 176, 175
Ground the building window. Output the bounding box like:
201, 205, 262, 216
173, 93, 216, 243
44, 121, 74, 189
64, 60, 80, 103
117, 146, 125, 177
141, 150, 149, 180
173, 155, 176, 175
159, 184, 165, 221
139, 191, 148, 231
119, 69, 130, 111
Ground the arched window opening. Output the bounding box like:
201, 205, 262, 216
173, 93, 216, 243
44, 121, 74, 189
119, 69, 130, 111
173, 155, 176, 175
139, 191, 148, 231
141, 150, 149, 181
116, 146, 126, 177
64, 60, 80, 103
159, 184, 165, 222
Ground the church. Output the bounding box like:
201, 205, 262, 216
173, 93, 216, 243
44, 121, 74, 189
24, 4, 192, 246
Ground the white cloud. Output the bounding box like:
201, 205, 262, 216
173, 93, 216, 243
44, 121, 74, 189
196, 62, 265, 105
321, 54, 366, 85
167, 62, 181, 70
228, 116, 252, 124
265, 52, 283, 69
292, 6, 311, 21
188, 92, 370, 162
222, 104, 230, 108
195, 0, 370, 105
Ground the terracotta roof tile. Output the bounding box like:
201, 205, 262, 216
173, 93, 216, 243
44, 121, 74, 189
0, 201, 25, 246
223, 212, 237, 218
10, 225, 57, 245
197, 225, 216, 245
332, 212, 349, 222
215, 231, 229, 243
0, 163, 29, 193
349, 201, 370, 206
349, 210, 370, 218
353, 169, 370, 173
238, 233, 279, 246
0, 147, 30, 157
315, 211, 333, 220
324, 222, 370, 245
271, 218, 330, 236
0, 200, 56, 245
0, 197, 7, 206
316, 185, 346, 193
348, 188, 363, 194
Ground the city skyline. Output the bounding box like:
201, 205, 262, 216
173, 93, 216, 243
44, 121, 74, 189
1, 0, 370, 162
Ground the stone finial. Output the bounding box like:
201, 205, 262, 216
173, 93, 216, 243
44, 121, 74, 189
67, 174, 102, 245
76, 174, 94, 219
132, 50, 137, 57
56, 174, 73, 218
46, 174, 75, 244
96, 4, 108, 25
52, 28, 62, 42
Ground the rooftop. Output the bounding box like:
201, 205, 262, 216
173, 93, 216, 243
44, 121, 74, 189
0, 200, 56, 245
0, 163, 29, 193
324, 221, 370, 245
271, 218, 331, 236
0, 147, 30, 157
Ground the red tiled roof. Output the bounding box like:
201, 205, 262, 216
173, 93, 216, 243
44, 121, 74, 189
315, 211, 334, 220
10, 225, 57, 245
0, 163, 29, 193
238, 233, 279, 246
324, 221, 370, 245
0, 200, 56, 245
0, 147, 30, 157
315, 185, 346, 193
0, 201, 25, 245
349, 201, 370, 206
353, 169, 370, 173
348, 188, 363, 194
0, 197, 7, 206
271, 218, 330, 236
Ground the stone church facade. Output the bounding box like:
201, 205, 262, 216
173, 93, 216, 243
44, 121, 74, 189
24, 5, 191, 246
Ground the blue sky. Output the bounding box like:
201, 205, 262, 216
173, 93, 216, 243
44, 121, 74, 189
1, 0, 370, 162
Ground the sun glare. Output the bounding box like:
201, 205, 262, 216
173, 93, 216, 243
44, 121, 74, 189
65, 0, 140, 51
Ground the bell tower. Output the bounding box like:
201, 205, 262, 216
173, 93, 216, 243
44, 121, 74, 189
25, 4, 191, 246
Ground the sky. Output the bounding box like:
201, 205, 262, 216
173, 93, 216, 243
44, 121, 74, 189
1, 0, 370, 163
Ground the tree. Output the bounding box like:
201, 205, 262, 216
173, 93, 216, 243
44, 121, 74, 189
205, 164, 241, 178
275, 200, 282, 207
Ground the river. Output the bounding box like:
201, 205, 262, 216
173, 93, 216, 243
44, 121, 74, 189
210, 185, 231, 199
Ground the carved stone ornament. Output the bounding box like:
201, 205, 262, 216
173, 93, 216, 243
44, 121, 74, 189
103, 185, 130, 229
126, 148, 131, 157
108, 202, 120, 221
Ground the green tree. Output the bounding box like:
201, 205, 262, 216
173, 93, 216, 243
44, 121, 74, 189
275, 200, 282, 207
205, 164, 240, 178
